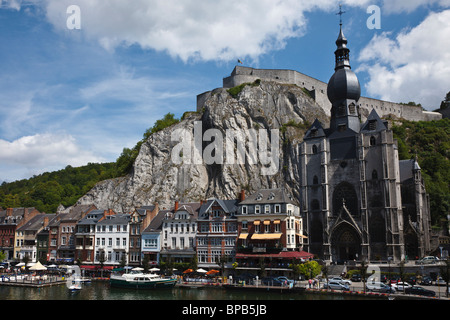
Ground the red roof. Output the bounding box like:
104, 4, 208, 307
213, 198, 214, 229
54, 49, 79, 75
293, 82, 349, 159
235, 251, 314, 260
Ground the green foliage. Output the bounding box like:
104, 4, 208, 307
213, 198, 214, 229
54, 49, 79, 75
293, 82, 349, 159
293, 260, 321, 280
116, 113, 180, 176
0, 163, 117, 213
227, 79, 261, 98
392, 118, 450, 225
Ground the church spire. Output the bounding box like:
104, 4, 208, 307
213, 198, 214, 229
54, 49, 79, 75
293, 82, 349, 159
327, 5, 361, 134
334, 5, 350, 71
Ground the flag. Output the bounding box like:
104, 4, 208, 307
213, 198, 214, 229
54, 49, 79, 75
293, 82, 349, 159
237, 59, 243, 64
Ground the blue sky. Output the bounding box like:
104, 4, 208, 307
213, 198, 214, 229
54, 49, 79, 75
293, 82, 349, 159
0, 0, 449, 183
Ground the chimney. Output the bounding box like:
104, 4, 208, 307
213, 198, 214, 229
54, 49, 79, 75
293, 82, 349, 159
6, 208, 13, 217
174, 201, 179, 212
240, 190, 245, 202
43, 216, 49, 228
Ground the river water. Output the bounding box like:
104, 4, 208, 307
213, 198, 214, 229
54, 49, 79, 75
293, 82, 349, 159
0, 281, 361, 301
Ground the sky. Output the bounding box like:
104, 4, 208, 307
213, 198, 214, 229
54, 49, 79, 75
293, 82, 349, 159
0, 0, 449, 183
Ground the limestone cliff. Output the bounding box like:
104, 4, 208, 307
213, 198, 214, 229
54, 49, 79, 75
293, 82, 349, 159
75, 81, 329, 212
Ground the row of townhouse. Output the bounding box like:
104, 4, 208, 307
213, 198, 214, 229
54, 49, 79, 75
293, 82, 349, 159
1, 188, 309, 271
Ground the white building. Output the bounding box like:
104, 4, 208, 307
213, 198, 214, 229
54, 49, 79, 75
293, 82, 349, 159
94, 213, 131, 266
161, 202, 200, 264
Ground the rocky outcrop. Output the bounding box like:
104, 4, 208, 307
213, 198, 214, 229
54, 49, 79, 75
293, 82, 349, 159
76, 81, 329, 212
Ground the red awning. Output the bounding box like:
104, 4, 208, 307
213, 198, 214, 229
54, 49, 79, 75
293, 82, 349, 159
80, 265, 114, 270
235, 251, 314, 260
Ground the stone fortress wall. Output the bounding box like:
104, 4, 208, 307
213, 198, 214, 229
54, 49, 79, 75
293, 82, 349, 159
197, 66, 442, 122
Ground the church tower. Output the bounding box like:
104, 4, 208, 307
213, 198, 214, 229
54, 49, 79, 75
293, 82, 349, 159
297, 7, 430, 263
327, 16, 361, 135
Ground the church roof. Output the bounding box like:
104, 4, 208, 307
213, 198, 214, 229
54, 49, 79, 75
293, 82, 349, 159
304, 119, 326, 139
360, 109, 388, 132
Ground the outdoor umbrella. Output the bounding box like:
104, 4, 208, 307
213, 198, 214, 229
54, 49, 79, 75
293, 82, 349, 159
206, 269, 219, 275
132, 267, 144, 271
196, 268, 207, 273
149, 267, 160, 272
29, 261, 47, 271
183, 269, 193, 273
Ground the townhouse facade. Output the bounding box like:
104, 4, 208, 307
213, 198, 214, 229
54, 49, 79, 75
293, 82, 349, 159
129, 205, 159, 266
0, 207, 41, 261
1, 189, 306, 273
94, 213, 131, 266
196, 198, 239, 268
160, 202, 200, 264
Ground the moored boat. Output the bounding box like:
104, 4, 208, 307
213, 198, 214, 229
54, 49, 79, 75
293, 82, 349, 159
110, 271, 177, 289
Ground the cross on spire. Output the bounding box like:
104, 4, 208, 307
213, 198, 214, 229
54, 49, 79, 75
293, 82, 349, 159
336, 4, 346, 26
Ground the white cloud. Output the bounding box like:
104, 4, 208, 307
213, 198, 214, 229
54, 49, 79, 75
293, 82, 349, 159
43, 0, 370, 62
357, 9, 450, 109
0, 133, 104, 181
381, 0, 450, 13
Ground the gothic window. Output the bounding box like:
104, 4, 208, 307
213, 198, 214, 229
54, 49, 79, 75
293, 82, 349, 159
372, 169, 378, 180
311, 199, 320, 211
338, 124, 347, 132
311, 219, 323, 243
313, 175, 319, 185
312, 145, 318, 154
370, 136, 376, 146
310, 129, 318, 137
349, 103, 356, 114
332, 182, 358, 216
369, 212, 385, 243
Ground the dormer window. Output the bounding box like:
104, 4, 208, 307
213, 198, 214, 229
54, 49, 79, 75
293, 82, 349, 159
268, 192, 275, 200
256, 193, 263, 201
369, 120, 377, 131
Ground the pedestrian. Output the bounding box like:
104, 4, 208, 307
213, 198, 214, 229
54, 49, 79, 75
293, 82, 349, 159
308, 278, 312, 288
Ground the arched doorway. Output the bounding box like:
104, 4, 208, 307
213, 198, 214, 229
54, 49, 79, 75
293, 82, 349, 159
331, 224, 361, 263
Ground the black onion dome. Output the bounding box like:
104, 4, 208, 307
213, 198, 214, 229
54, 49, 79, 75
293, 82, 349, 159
327, 68, 361, 103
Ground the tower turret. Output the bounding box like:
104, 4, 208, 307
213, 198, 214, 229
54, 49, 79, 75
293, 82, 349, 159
327, 7, 361, 134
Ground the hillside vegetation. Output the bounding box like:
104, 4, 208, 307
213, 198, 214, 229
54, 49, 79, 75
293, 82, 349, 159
391, 118, 450, 227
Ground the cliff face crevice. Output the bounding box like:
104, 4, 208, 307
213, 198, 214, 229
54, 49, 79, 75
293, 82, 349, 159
76, 81, 329, 212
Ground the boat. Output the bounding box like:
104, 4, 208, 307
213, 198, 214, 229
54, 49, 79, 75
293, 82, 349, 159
67, 277, 83, 292
110, 271, 177, 289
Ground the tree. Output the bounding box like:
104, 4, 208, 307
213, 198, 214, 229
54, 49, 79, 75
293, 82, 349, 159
0, 251, 6, 263
297, 260, 321, 280
359, 260, 368, 294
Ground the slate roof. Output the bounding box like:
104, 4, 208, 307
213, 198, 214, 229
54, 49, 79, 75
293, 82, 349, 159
239, 188, 296, 205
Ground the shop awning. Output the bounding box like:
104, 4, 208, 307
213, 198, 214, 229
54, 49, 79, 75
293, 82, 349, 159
251, 233, 282, 240
238, 233, 249, 239
273, 219, 281, 224
297, 234, 308, 238
253, 220, 260, 225
263, 220, 271, 225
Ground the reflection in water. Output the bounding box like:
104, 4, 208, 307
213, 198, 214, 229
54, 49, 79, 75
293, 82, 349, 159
0, 282, 356, 301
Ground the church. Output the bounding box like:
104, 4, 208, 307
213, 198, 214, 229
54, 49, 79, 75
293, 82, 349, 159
298, 21, 432, 263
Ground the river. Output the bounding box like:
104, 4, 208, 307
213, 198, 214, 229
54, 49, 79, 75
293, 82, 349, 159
0, 281, 361, 301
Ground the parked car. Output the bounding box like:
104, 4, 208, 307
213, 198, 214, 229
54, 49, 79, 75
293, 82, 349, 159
404, 286, 436, 297
366, 281, 396, 293
435, 277, 447, 285
329, 277, 352, 285
420, 276, 433, 286
392, 282, 412, 291
416, 256, 439, 265
389, 275, 400, 284
351, 274, 362, 282
407, 276, 417, 285
261, 277, 284, 286
275, 276, 294, 286
323, 281, 350, 291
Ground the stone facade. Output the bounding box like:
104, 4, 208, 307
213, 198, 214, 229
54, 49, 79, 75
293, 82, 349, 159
298, 26, 433, 263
